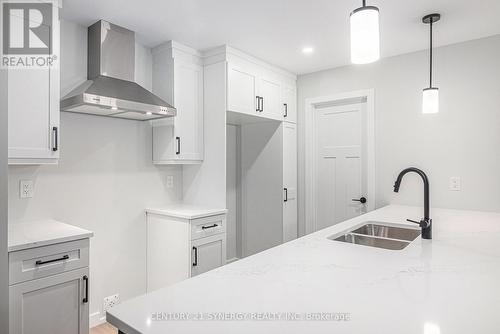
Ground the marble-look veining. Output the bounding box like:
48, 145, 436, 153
8, 219, 93, 252
107, 205, 500, 334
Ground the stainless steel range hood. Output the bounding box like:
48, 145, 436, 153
60, 20, 176, 121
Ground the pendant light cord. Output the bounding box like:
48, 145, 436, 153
362, 0, 366, 6
429, 18, 433, 88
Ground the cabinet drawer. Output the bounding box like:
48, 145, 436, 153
9, 238, 89, 285
190, 215, 226, 240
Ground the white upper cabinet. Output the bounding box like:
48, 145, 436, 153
227, 62, 258, 115
258, 74, 282, 120
8, 4, 60, 165
225, 51, 296, 122
282, 84, 297, 123
152, 41, 204, 164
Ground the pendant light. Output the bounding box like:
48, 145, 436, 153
422, 13, 441, 114
350, 0, 380, 64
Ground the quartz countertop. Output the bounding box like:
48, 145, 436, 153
8, 219, 94, 252
108, 205, 500, 334
145, 205, 228, 220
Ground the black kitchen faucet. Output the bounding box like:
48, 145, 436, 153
393, 167, 432, 239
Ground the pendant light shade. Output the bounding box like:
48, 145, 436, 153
422, 88, 439, 114
422, 13, 441, 114
350, 2, 380, 64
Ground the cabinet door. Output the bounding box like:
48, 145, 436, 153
227, 63, 258, 115
258, 75, 282, 120
10, 267, 89, 334
191, 234, 226, 277
282, 85, 297, 123
8, 7, 60, 164
173, 60, 204, 161
283, 123, 297, 242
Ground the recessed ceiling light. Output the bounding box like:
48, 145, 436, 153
146, 112, 152, 115
111, 106, 118, 110
302, 47, 314, 54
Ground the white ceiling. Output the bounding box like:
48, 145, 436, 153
61, 0, 500, 74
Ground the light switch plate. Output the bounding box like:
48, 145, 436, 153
449, 177, 461, 191
20, 180, 34, 198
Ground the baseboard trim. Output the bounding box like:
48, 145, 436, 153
90, 311, 106, 328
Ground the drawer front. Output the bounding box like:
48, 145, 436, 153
190, 215, 226, 240
9, 238, 90, 285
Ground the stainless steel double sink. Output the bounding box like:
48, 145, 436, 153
328, 221, 421, 250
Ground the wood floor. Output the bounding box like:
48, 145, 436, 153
90, 323, 117, 334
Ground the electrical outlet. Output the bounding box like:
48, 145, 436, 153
166, 175, 174, 189
19, 180, 34, 198
449, 177, 461, 191
103, 294, 120, 313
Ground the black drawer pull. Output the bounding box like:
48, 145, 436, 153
201, 224, 219, 230
284, 103, 288, 117
52, 126, 58, 152
83, 275, 89, 303
284, 188, 288, 202
192, 247, 198, 267
35, 254, 69, 266
175, 137, 181, 155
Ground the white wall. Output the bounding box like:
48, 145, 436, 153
7, 20, 183, 327
297, 35, 500, 235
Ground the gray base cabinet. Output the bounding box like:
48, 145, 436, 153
9, 239, 90, 334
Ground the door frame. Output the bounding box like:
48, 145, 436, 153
304, 89, 375, 234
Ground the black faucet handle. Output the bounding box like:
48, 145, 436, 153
407, 218, 428, 228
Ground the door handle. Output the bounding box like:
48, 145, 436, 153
175, 136, 181, 155
52, 126, 58, 152
82, 275, 89, 303
283, 103, 288, 117
284, 188, 288, 202
260, 97, 264, 112
192, 246, 198, 267
352, 197, 367, 204
35, 254, 69, 266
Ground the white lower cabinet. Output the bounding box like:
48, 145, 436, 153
10, 267, 89, 334
191, 234, 226, 277
146, 209, 227, 292
9, 239, 90, 334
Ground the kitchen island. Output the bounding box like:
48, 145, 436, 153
107, 205, 500, 333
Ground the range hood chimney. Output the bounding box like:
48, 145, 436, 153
60, 20, 176, 121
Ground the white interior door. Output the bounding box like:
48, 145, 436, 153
315, 102, 368, 231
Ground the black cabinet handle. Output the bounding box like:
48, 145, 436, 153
284, 103, 288, 117
52, 126, 58, 152
35, 254, 69, 266
82, 275, 89, 303
284, 188, 288, 202
352, 197, 367, 204
261, 97, 264, 112
256, 96, 260, 112
192, 246, 198, 267
175, 137, 181, 155
201, 224, 219, 230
